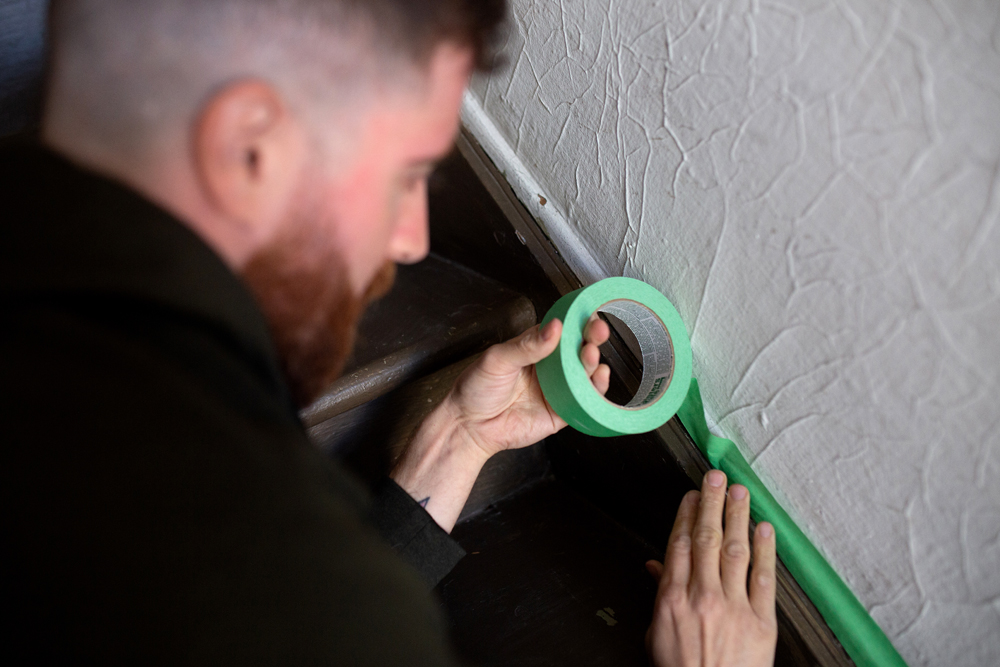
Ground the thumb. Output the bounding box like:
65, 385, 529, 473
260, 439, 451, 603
483, 319, 562, 375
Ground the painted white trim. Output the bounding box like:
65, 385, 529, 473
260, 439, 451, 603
460, 91, 609, 286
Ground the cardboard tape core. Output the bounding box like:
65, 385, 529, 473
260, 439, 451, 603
597, 299, 675, 409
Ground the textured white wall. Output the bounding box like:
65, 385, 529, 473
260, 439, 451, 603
465, 1, 1000, 664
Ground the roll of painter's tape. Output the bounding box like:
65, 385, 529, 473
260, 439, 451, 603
536, 277, 692, 437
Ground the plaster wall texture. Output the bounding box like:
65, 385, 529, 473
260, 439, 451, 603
464, 1, 1000, 664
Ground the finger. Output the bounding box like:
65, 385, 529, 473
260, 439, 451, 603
581, 342, 601, 377
664, 490, 700, 588
691, 470, 727, 590
591, 364, 610, 395
749, 522, 777, 622
483, 319, 562, 375
721, 484, 752, 599
583, 315, 610, 346
645, 560, 664, 582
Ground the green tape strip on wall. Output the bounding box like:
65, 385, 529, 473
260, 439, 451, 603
677, 381, 906, 667
537, 277, 907, 667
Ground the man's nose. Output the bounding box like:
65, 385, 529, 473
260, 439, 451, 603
388, 181, 430, 265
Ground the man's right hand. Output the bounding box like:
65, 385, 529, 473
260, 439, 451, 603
645, 471, 778, 667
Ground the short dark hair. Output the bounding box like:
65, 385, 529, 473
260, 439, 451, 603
44, 0, 509, 155
346, 0, 508, 72
49, 0, 508, 71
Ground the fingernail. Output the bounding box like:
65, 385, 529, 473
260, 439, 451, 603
759, 523, 774, 538
730, 485, 747, 501
542, 320, 557, 340
707, 470, 725, 488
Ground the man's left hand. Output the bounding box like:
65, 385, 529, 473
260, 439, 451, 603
391, 315, 610, 532
446, 316, 611, 457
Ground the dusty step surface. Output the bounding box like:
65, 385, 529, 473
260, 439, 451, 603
302, 252, 536, 429
437, 478, 660, 667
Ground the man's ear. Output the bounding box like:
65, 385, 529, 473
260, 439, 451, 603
193, 80, 304, 238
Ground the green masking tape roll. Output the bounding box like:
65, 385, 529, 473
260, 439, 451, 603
536, 277, 693, 437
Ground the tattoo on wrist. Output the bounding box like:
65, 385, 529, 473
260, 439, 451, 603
418, 496, 430, 508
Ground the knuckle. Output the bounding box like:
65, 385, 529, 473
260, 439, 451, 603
723, 540, 750, 562
755, 570, 774, 589
693, 526, 723, 551
746, 613, 778, 640
482, 345, 503, 365
736, 614, 763, 637
479, 354, 504, 376
759, 615, 778, 636
669, 534, 692, 556
691, 589, 722, 616
662, 584, 687, 608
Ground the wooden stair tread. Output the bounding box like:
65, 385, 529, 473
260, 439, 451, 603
302, 253, 536, 427
439, 478, 659, 667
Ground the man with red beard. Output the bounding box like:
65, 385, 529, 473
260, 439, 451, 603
1, 0, 778, 665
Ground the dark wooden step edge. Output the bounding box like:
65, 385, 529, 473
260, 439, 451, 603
456, 125, 856, 667
302, 293, 536, 428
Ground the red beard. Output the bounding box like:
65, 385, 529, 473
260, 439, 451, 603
242, 221, 396, 408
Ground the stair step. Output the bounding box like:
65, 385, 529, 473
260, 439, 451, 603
301, 253, 536, 428
438, 478, 659, 666
304, 253, 545, 513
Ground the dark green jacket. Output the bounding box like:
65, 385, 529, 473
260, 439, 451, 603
0, 144, 463, 665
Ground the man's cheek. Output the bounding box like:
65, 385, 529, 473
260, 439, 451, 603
325, 194, 381, 262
